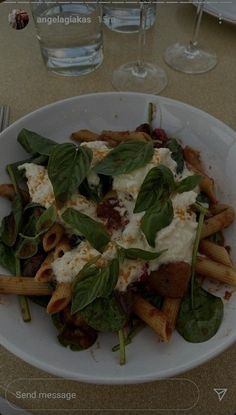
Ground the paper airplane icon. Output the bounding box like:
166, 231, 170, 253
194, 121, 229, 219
213, 388, 228, 401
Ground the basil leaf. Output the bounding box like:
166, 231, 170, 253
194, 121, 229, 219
80, 296, 127, 332
94, 140, 154, 176
134, 165, 175, 213
62, 208, 110, 252
71, 259, 119, 313
176, 175, 202, 193
166, 138, 184, 174
0, 193, 23, 247
119, 246, 166, 261
177, 286, 223, 342
48, 143, 93, 203
0, 241, 17, 274
141, 200, 174, 247
17, 129, 57, 156
36, 205, 57, 234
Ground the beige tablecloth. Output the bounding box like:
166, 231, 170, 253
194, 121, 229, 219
0, 2, 236, 414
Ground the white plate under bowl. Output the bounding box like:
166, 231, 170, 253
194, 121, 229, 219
0, 92, 235, 384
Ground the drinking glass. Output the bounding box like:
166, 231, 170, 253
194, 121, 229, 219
164, 0, 217, 74
103, 1, 156, 33
112, 1, 167, 94
30, 1, 103, 76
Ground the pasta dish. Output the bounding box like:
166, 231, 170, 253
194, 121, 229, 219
0, 106, 235, 364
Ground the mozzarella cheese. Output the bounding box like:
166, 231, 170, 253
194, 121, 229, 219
20, 144, 199, 292
19, 163, 54, 208
52, 241, 100, 284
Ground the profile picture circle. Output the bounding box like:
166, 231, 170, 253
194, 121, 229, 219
8, 9, 29, 30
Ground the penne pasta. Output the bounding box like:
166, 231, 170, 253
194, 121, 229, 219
201, 207, 235, 239
54, 237, 71, 259
35, 252, 55, 282
72, 129, 152, 147
132, 294, 170, 342
198, 174, 217, 204
199, 240, 232, 267
43, 223, 64, 252
46, 283, 72, 314
183, 146, 203, 172
0, 276, 52, 296
196, 256, 236, 286
71, 129, 99, 142
183, 146, 217, 203
99, 130, 152, 145
162, 297, 182, 332
0, 183, 16, 201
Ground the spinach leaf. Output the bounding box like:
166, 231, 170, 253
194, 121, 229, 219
94, 140, 154, 176
177, 286, 223, 342
175, 175, 202, 194
17, 129, 57, 156
0, 193, 23, 247
36, 205, 57, 234
166, 138, 184, 174
71, 259, 119, 314
48, 143, 92, 204
62, 208, 110, 252
0, 241, 17, 274
196, 192, 210, 206
118, 246, 166, 261
80, 296, 127, 332
16, 239, 39, 259
16, 214, 39, 259
141, 199, 174, 247
134, 165, 175, 213
52, 313, 98, 351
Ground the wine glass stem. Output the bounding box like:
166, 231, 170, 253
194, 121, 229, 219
136, 1, 147, 76
189, 0, 205, 50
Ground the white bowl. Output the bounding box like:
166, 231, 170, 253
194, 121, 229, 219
0, 92, 235, 384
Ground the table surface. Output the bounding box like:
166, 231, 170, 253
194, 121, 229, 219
0, 2, 236, 415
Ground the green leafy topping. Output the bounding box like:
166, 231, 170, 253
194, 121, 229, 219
62, 208, 110, 252
94, 140, 154, 176
36, 205, 57, 234
118, 328, 126, 365
190, 204, 207, 307
196, 192, 210, 206
17, 129, 57, 156
176, 175, 202, 194
166, 138, 184, 174
141, 199, 174, 247
0, 241, 17, 274
177, 285, 223, 342
71, 258, 119, 314
48, 143, 93, 203
134, 165, 175, 213
79, 296, 127, 332
0, 193, 23, 247
118, 246, 166, 261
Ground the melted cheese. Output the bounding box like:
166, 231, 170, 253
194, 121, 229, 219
19, 163, 54, 209
20, 144, 199, 292
52, 241, 100, 284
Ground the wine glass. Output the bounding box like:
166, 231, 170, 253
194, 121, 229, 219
112, 1, 168, 94
164, 0, 217, 74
